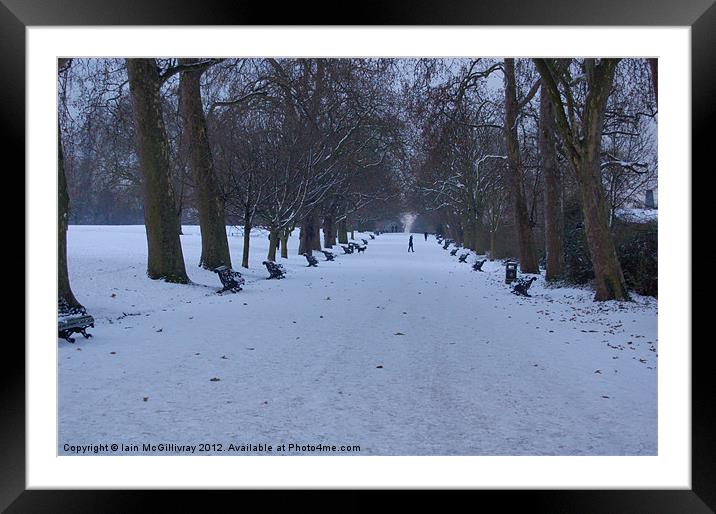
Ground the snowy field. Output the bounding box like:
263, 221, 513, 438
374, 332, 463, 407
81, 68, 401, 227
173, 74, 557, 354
59, 226, 657, 455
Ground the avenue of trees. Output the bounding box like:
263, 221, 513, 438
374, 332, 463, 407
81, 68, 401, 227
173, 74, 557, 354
407, 58, 657, 300
58, 58, 657, 303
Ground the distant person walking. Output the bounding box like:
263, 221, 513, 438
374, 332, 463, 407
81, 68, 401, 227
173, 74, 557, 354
408, 235, 414, 252
424, 232, 428, 241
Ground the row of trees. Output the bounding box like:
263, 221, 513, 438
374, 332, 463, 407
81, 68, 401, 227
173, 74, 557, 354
58, 58, 657, 304
408, 58, 657, 300
58, 58, 405, 307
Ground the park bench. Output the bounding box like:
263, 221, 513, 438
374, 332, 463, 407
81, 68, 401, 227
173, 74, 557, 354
214, 265, 245, 293
511, 277, 538, 297
450, 248, 459, 256
262, 260, 286, 279
443, 241, 451, 250
361, 238, 369, 245
341, 245, 354, 254
58, 300, 94, 343
458, 252, 470, 263
356, 245, 367, 254
472, 258, 487, 272
369, 234, 375, 240
320, 250, 336, 261
303, 253, 319, 267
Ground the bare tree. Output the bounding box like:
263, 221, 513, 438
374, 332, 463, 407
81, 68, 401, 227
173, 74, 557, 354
503, 59, 540, 273
177, 58, 232, 270
126, 58, 188, 283
58, 58, 83, 309
534, 58, 629, 300
539, 86, 564, 280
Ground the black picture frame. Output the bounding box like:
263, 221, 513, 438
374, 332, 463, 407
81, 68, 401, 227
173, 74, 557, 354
6, 0, 710, 510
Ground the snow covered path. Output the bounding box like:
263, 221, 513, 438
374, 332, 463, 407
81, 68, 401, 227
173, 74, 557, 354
59, 227, 657, 455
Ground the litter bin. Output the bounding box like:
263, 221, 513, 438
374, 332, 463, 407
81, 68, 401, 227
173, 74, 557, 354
505, 261, 518, 284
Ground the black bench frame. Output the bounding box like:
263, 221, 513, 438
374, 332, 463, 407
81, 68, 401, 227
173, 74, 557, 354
262, 260, 286, 279
214, 265, 245, 293
58, 300, 94, 343
512, 277, 538, 297
303, 253, 319, 267
472, 259, 487, 272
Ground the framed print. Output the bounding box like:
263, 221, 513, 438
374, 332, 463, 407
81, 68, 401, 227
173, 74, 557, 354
6, 0, 711, 510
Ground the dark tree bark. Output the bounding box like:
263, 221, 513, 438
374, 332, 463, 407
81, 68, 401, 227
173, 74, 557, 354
539, 86, 565, 280
178, 59, 231, 270
337, 219, 348, 244
266, 227, 279, 261
504, 59, 539, 274
58, 127, 82, 309
241, 219, 251, 269
535, 58, 629, 301
280, 228, 290, 259
323, 214, 334, 248
126, 58, 188, 283
298, 212, 321, 255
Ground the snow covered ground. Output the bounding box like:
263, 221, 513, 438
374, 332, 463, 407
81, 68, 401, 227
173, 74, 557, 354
615, 207, 658, 223
59, 226, 657, 456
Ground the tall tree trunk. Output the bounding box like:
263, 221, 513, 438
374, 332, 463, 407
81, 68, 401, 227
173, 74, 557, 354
539, 87, 564, 280
535, 58, 629, 300
58, 128, 82, 308
323, 214, 334, 248
489, 231, 496, 261
313, 212, 322, 251
280, 228, 289, 258
126, 58, 188, 283
299, 213, 319, 255
473, 218, 486, 254
298, 219, 308, 254
178, 59, 231, 270
462, 212, 472, 250
504, 58, 539, 274
337, 219, 348, 244
267, 227, 279, 261
241, 221, 251, 269
577, 155, 629, 300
